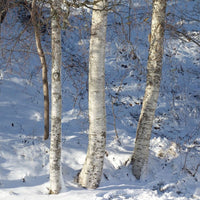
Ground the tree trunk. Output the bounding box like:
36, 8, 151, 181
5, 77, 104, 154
49, 0, 62, 194
31, 0, 49, 140
78, 0, 108, 189
132, 0, 167, 179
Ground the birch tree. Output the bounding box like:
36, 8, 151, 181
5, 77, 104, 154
49, 0, 62, 194
77, 0, 108, 189
132, 0, 167, 179
31, 0, 50, 140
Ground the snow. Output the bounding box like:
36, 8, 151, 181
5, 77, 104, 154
0, 0, 200, 199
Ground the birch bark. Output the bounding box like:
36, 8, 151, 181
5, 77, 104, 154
49, 0, 62, 194
31, 0, 50, 140
132, 0, 167, 179
78, 0, 108, 189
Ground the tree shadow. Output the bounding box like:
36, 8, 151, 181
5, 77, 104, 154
0, 174, 49, 189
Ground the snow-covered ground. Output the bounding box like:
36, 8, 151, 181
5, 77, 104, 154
0, 0, 200, 199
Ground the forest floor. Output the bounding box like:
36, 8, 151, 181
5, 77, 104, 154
0, 0, 200, 199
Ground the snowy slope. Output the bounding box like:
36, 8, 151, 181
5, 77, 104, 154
0, 0, 200, 199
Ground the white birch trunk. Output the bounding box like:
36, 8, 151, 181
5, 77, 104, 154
132, 0, 167, 179
49, 0, 62, 194
78, 0, 108, 189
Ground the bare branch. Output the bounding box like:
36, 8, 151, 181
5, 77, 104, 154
166, 24, 200, 47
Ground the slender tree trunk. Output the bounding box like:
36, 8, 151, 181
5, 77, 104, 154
49, 0, 62, 194
132, 0, 167, 179
31, 0, 49, 140
128, 0, 133, 42
78, 0, 108, 189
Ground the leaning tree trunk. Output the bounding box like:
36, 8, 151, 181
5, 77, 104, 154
132, 0, 167, 179
49, 0, 62, 194
78, 0, 108, 189
31, 0, 50, 140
